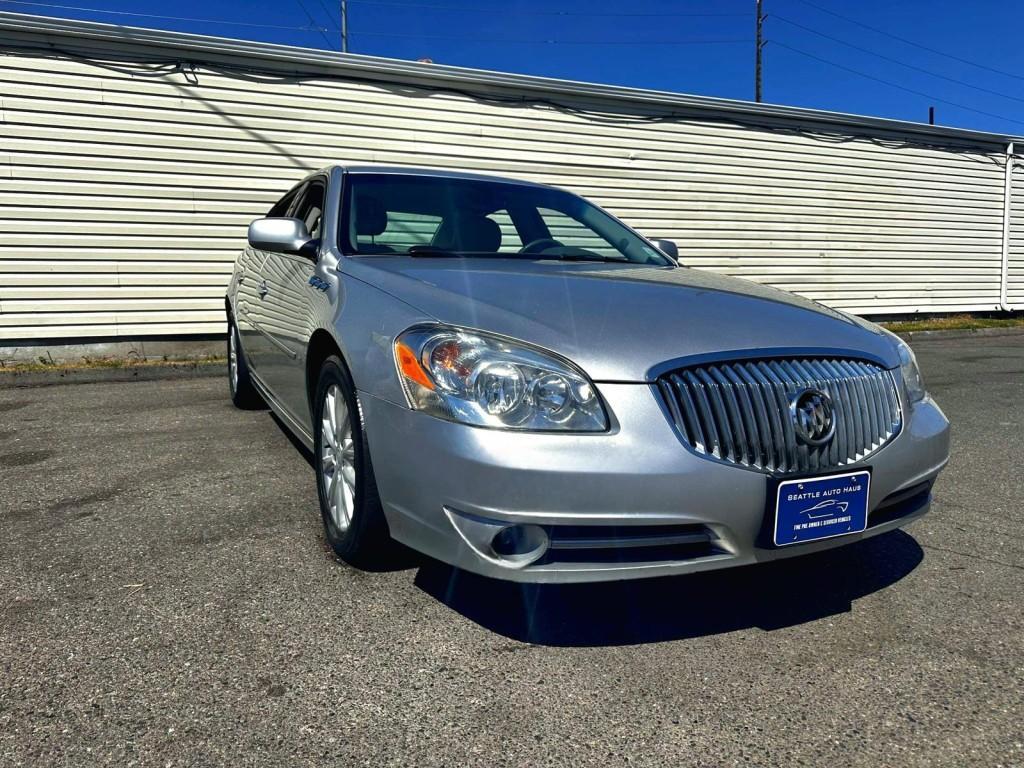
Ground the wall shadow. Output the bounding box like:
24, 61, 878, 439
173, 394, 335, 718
414, 530, 924, 647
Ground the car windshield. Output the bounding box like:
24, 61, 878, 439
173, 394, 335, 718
339, 173, 671, 265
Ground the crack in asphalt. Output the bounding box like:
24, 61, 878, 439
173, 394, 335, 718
920, 542, 1024, 572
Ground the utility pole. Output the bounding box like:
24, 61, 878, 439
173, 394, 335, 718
341, 0, 348, 53
755, 0, 765, 102
929, 106, 935, 125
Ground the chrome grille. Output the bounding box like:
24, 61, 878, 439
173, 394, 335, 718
656, 358, 902, 475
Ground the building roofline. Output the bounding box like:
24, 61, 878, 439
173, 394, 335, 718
0, 10, 1018, 148
337, 163, 551, 187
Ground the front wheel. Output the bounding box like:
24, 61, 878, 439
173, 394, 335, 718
313, 355, 390, 567
227, 319, 263, 409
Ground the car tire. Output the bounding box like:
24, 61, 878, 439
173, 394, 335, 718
227, 319, 263, 409
313, 355, 391, 567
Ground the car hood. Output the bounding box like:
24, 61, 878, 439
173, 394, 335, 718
344, 257, 898, 382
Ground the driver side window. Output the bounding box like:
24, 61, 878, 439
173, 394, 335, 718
267, 188, 299, 218
293, 180, 326, 239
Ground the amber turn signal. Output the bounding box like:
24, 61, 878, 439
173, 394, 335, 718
395, 340, 435, 390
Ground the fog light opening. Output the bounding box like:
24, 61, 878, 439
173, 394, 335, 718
489, 524, 549, 567
443, 508, 550, 570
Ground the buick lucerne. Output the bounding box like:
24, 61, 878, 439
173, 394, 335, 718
225, 165, 950, 582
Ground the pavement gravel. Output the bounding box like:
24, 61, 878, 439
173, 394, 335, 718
0, 336, 1021, 767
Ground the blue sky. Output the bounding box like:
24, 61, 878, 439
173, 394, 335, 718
5, 0, 1024, 135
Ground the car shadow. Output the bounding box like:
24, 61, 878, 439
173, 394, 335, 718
413, 530, 923, 646
268, 411, 315, 467
264, 412, 926, 640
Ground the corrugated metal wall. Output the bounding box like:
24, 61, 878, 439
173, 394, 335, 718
0, 25, 1017, 342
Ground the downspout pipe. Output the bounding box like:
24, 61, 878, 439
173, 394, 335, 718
1000, 141, 1014, 312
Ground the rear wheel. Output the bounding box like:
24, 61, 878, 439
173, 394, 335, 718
227, 319, 262, 409
313, 355, 390, 566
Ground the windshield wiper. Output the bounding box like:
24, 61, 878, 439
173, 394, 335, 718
405, 247, 626, 263
533, 253, 628, 263
407, 246, 461, 257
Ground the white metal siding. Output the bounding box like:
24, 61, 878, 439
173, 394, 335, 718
0, 27, 1013, 341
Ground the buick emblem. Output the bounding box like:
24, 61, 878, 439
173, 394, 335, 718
790, 388, 835, 446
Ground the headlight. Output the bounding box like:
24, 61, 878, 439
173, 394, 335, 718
393, 325, 609, 431
887, 332, 926, 402
898, 342, 926, 402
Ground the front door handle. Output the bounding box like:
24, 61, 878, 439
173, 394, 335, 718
258, 280, 269, 298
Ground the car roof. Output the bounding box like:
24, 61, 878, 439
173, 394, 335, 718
321, 163, 554, 190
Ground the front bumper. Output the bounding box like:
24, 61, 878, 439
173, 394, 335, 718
362, 383, 950, 583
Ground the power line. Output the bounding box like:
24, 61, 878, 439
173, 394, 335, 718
11, 0, 1017, 133
349, 30, 751, 45
0, 0, 747, 48
789, 0, 1024, 84
0, 0, 330, 31
311, 0, 345, 52
348, 0, 750, 17
774, 15, 1024, 107
294, 0, 336, 48
771, 40, 1024, 129
314, 0, 340, 26
4, 36, 1004, 158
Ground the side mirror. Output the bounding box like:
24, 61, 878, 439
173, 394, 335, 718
652, 238, 679, 261
248, 217, 315, 257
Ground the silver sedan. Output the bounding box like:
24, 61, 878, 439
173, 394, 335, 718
225, 165, 950, 582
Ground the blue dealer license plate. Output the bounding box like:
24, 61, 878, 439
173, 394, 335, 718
774, 470, 870, 546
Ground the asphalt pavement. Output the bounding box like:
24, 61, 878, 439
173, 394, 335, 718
1, 335, 1021, 767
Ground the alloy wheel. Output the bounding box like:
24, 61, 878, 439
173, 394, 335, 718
320, 384, 356, 532
229, 327, 239, 392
